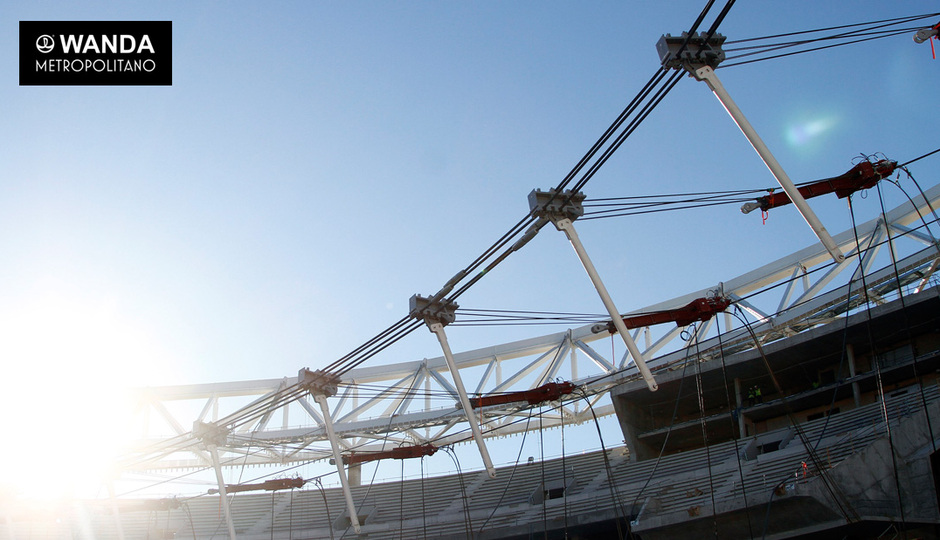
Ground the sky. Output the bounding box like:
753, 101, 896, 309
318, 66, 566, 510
1, 1, 938, 498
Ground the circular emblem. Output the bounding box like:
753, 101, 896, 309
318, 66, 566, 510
36, 35, 55, 54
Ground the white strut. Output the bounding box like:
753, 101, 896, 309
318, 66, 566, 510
315, 393, 362, 533
429, 322, 497, 478
692, 65, 844, 264
553, 217, 658, 391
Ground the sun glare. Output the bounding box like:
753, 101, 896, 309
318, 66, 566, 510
0, 287, 153, 500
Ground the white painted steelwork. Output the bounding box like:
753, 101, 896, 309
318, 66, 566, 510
126, 184, 940, 472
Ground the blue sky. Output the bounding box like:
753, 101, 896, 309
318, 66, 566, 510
1, 1, 938, 495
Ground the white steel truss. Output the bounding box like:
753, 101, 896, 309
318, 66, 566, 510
124, 182, 940, 472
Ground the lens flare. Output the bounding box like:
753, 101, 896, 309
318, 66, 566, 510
784, 115, 838, 147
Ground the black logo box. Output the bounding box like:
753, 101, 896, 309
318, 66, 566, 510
20, 21, 171, 86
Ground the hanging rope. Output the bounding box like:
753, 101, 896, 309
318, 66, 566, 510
399, 459, 405, 540
714, 317, 755, 539
890, 173, 940, 251
539, 406, 548, 540
690, 325, 720, 539
420, 457, 428, 540
848, 192, 910, 533
629, 334, 693, 517
875, 181, 938, 457
580, 390, 633, 540
807, 274, 857, 454
732, 307, 859, 535
561, 405, 570, 539
442, 446, 474, 538
181, 501, 198, 540
314, 478, 336, 540
477, 411, 535, 535
798, 180, 883, 456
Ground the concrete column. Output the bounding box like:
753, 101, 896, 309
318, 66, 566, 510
612, 394, 657, 461
734, 377, 746, 437
348, 463, 362, 487
847, 344, 862, 408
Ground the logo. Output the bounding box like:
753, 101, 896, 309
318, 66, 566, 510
35, 34, 54, 53
20, 21, 172, 86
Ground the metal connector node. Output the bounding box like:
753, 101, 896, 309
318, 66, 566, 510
409, 294, 459, 327
527, 188, 586, 226
914, 27, 939, 43
193, 421, 230, 447
298, 368, 340, 398
656, 32, 726, 71
741, 201, 762, 214
591, 322, 610, 334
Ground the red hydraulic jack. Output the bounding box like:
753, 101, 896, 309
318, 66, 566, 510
209, 477, 305, 495
472, 381, 577, 409
343, 444, 439, 466
741, 159, 898, 215
594, 296, 732, 335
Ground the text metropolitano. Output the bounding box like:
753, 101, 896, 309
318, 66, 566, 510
35, 57, 156, 73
